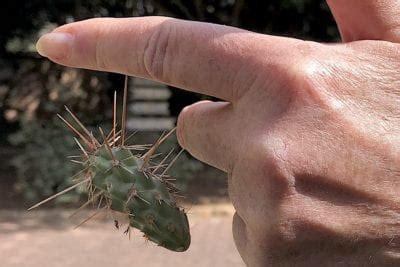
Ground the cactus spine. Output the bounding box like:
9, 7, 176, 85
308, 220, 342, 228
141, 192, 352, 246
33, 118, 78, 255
28, 76, 190, 252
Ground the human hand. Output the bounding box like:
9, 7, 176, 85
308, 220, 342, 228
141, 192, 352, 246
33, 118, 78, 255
36, 0, 400, 265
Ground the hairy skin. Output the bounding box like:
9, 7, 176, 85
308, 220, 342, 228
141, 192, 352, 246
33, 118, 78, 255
36, 1, 400, 265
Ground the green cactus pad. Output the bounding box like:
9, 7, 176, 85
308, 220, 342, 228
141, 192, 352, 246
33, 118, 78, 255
89, 145, 190, 252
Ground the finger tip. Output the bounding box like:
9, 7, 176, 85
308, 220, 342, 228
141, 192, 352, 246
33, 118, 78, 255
36, 32, 73, 60
35, 36, 47, 58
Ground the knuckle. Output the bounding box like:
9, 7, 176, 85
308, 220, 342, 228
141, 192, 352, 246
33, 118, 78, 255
259, 136, 295, 192
143, 23, 174, 81
291, 58, 323, 90
228, 135, 297, 224
286, 42, 323, 85
286, 42, 338, 107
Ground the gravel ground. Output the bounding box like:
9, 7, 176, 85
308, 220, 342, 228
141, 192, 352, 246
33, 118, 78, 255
0, 203, 244, 267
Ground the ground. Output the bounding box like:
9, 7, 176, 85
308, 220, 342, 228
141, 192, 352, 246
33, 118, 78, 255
0, 204, 244, 267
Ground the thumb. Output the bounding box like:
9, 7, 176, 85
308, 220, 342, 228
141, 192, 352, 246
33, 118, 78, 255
327, 0, 400, 42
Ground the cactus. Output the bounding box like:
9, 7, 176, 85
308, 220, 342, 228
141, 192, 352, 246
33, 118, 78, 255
28, 76, 190, 252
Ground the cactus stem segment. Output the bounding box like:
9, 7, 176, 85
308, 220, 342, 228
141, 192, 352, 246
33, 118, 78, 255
126, 186, 151, 205
98, 127, 117, 163
28, 75, 191, 252
119, 164, 136, 176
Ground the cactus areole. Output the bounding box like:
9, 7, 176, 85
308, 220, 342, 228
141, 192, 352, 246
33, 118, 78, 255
28, 76, 191, 252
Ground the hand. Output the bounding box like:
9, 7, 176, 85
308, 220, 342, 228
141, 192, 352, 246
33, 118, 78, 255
36, 1, 400, 265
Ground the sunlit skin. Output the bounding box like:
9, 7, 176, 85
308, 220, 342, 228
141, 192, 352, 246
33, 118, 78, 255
36, 0, 400, 265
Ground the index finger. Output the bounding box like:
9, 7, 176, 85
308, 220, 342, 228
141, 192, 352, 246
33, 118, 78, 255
37, 17, 298, 102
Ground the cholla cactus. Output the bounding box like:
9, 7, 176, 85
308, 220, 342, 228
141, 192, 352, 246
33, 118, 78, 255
28, 76, 190, 252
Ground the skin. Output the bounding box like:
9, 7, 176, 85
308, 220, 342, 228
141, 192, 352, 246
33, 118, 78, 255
36, 0, 400, 265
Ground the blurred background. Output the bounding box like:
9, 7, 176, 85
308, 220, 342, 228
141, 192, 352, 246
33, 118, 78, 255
0, 1, 339, 266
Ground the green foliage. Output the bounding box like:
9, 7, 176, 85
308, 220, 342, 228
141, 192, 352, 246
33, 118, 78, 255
9, 118, 81, 202
4, 58, 114, 203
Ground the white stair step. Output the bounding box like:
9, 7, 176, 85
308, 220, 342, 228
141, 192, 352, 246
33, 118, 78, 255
127, 117, 175, 131
129, 102, 169, 115
130, 88, 171, 100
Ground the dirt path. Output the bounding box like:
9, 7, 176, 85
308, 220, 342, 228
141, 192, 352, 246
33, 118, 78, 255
0, 204, 244, 267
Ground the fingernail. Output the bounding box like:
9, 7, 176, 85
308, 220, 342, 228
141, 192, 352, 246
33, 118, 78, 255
36, 32, 73, 59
